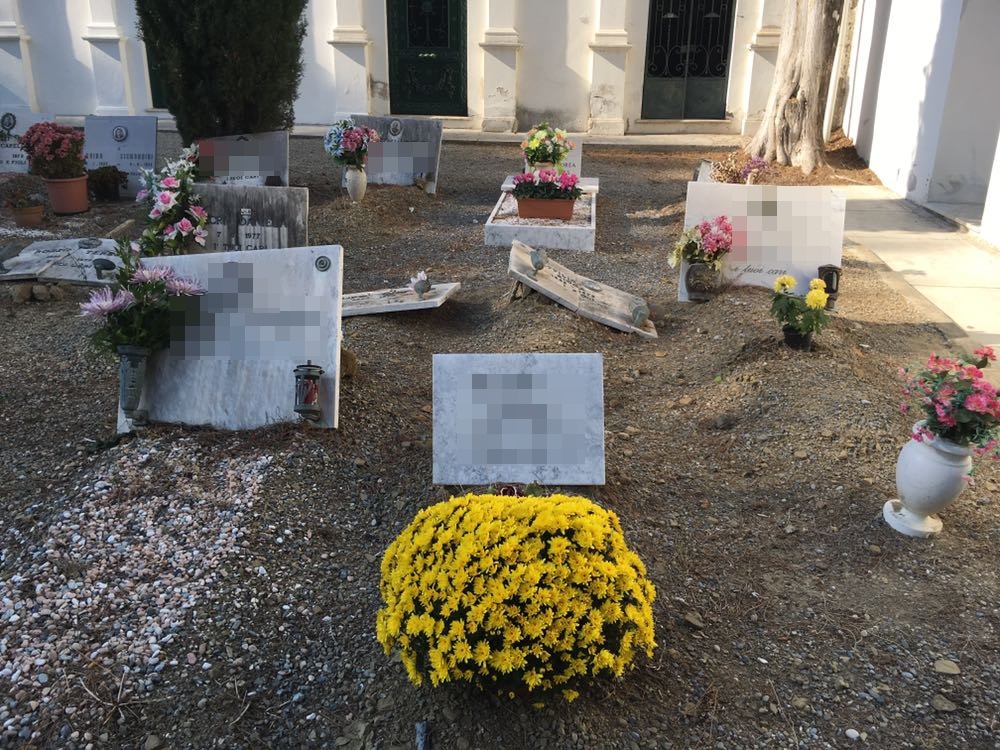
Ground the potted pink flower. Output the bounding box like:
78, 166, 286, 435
511, 169, 583, 220
17, 122, 89, 214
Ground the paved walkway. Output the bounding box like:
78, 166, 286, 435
836, 185, 1000, 362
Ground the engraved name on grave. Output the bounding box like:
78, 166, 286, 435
198, 183, 308, 253
84, 115, 157, 197
349, 115, 444, 194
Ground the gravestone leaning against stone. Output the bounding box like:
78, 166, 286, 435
84, 115, 157, 197
349, 115, 444, 195
0, 110, 55, 173
432, 352, 606, 485
198, 183, 308, 253
198, 130, 290, 186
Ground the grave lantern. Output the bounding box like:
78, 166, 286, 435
293, 360, 324, 421
818, 264, 842, 311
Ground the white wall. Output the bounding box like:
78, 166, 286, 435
864, 0, 962, 202
927, 0, 1000, 204
842, 0, 893, 160
981, 131, 1000, 247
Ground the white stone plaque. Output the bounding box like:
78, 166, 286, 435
433, 353, 605, 485
681, 182, 845, 301
118, 245, 343, 432
84, 115, 157, 197
0, 238, 121, 284
562, 142, 583, 176
342, 282, 460, 317
0, 111, 55, 173
508, 241, 657, 339
198, 130, 290, 186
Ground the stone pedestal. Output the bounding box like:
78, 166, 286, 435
588, 1, 630, 135
329, 0, 371, 118
480, 1, 520, 132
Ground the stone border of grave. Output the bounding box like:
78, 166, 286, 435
485, 193, 596, 252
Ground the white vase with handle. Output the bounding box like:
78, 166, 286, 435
345, 166, 367, 202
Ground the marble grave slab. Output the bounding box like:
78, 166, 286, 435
485, 193, 596, 252
680, 182, 845, 302
432, 352, 605, 485
349, 115, 444, 194
0, 110, 55, 172
84, 115, 157, 197
199, 183, 308, 252
342, 282, 461, 317
508, 240, 657, 339
118, 245, 343, 433
0, 238, 121, 284
198, 130, 290, 186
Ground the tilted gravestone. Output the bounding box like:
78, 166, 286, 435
679, 182, 845, 302
433, 352, 606, 485
84, 115, 157, 197
119, 245, 343, 433
198, 183, 308, 253
342, 282, 461, 317
197, 130, 290, 186
0, 238, 122, 285
349, 115, 443, 195
0, 110, 55, 173
508, 241, 656, 339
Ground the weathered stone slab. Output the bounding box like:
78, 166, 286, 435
432, 352, 605, 485
84, 115, 157, 197
198, 184, 308, 253
501, 175, 599, 194
0, 238, 121, 284
198, 130, 290, 186
680, 182, 845, 301
485, 193, 596, 252
349, 115, 443, 195
508, 240, 657, 339
562, 142, 583, 176
694, 159, 714, 182
117, 245, 343, 433
0, 110, 55, 173
342, 282, 460, 317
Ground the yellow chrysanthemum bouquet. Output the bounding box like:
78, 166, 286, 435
376, 494, 656, 701
770, 275, 830, 349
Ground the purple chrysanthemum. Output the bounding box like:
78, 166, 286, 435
131, 265, 175, 284
79, 287, 136, 317
165, 276, 205, 296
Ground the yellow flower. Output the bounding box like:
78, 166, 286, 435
805, 288, 829, 310
563, 689, 580, 703
809, 278, 826, 290
773, 275, 797, 293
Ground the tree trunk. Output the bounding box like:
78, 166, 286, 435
749, 0, 845, 175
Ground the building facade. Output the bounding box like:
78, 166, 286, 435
0, 0, 790, 136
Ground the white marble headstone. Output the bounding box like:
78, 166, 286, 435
84, 115, 157, 198
0, 238, 122, 284
342, 282, 460, 317
681, 182, 845, 301
198, 130, 290, 186
433, 353, 605, 485
118, 245, 343, 432
561, 142, 583, 176
0, 110, 55, 173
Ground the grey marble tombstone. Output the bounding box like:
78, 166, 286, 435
433, 353, 605, 485
349, 115, 444, 194
198, 130, 290, 186
198, 183, 308, 253
84, 115, 157, 197
0, 110, 55, 173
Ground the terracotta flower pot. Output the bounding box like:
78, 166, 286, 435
516, 197, 575, 220
44, 176, 89, 215
12, 205, 43, 227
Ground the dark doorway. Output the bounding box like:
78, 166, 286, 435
641, 0, 736, 119
386, 0, 467, 116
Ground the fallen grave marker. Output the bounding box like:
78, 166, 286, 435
119, 245, 343, 433
342, 282, 460, 317
508, 240, 657, 338
433, 352, 605, 485
0, 238, 121, 285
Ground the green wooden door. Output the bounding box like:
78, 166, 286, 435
386, 0, 467, 116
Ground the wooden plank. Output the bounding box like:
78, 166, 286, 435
342, 282, 461, 317
508, 240, 657, 339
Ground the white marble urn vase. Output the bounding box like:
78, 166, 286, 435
345, 166, 367, 202
883, 423, 972, 537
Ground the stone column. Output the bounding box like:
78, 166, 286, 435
479, 0, 520, 132
588, 0, 630, 135
328, 0, 371, 118
84, 0, 132, 115
0, 0, 38, 110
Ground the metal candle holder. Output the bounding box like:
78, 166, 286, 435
818, 264, 842, 311
293, 360, 324, 421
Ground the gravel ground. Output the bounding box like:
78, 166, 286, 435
0, 134, 997, 749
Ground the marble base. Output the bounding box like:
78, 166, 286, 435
342, 282, 461, 317
485, 193, 596, 252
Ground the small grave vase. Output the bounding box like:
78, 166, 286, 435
683, 261, 720, 301
117, 345, 150, 423
883, 422, 972, 537
12, 205, 43, 227
345, 166, 367, 202
781, 325, 814, 351
44, 176, 89, 215
525, 160, 556, 173
516, 197, 575, 221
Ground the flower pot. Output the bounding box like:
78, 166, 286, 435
12, 205, 43, 227
118, 345, 150, 423
44, 176, 89, 215
782, 325, 814, 351
683, 261, 721, 301
516, 197, 575, 220
525, 160, 556, 173
345, 166, 367, 202
883, 423, 972, 537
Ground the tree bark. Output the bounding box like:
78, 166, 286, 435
749, 0, 845, 175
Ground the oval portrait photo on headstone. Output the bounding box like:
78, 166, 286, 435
112, 125, 128, 142
1, 112, 15, 132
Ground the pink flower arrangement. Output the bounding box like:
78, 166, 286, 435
324, 119, 381, 169
670, 215, 733, 271
510, 169, 583, 200
901, 347, 1000, 461
135, 144, 209, 255
18, 122, 85, 179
